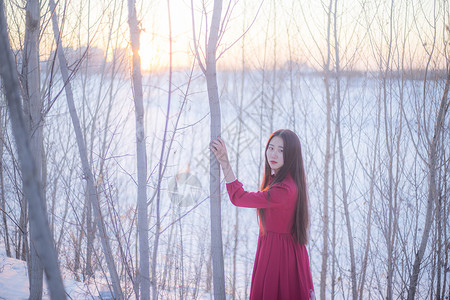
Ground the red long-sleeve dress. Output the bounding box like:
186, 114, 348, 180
226, 174, 315, 300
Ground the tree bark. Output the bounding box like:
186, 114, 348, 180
331, 133, 337, 300
21, 0, 45, 297
0, 105, 11, 259
47, 0, 123, 298
127, 0, 150, 298
320, 0, 333, 298
205, 0, 226, 298
383, 3, 397, 298
0, 2, 66, 298
232, 27, 245, 300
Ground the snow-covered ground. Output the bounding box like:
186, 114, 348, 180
0, 254, 91, 299
0, 245, 216, 299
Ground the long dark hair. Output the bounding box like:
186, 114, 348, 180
258, 129, 309, 245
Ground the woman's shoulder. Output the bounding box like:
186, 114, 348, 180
272, 174, 297, 193
282, 173, 296, 185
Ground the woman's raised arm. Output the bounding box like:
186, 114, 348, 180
210, 137, 236, 183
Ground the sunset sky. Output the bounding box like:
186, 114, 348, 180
134, 0, 442, 71
6, 0, 445, 71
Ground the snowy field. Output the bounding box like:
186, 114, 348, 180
0, 66, 447, 299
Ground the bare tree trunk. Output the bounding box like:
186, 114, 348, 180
127, 0, 150, 298
47, 0, 123, 298
150, 2, 177, 299
80, 0, 94, 279
333, 1, 357, 299
21, 0, 44, 297
407, 72, 450, 300
0, 107, 11, 258
191, 0, 226, 297
269, 0, 276, 133
74, 190, 85, 279
331, 130, 337, 300
435, 172, 442, 299
206, 0, 225, 298
232, 14, 247, 299
178, 216, 185, 300
206, 249, 212, 292
85, 185, 94, 278
96, 4, 125, 280
257, 22, 268, 188
320, 0, 333, 298
162, 212, 176, 291
18, 193, 28, 261
440, 142, 448, 300
382, 3, 397, 299
436, 125, 448, 299
0, 2, 66, 298
358, 95, 380, 300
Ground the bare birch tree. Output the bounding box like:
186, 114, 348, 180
333, 0, 357, 298
0, 106, 10, 258
191, 0, 226, 298
320, 1, 333, 298
127, 0, 150, 298
231, 13, 247, 299
0, 1, 66, 298
206, 1, 226, 297
21, 0, 44, 297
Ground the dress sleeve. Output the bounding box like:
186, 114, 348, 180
225, 179, 295, 208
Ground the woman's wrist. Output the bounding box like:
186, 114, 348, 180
221, 163, 236, 183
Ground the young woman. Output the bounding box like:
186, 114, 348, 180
211, 129, 315, 300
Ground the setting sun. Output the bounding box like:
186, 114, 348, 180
138, 39, 161, 71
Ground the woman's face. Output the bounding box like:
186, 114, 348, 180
266, 136, 284, 175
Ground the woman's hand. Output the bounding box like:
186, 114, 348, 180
210, 137, 236, 183
210, 137, 229, 167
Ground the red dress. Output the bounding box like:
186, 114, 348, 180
226, 174, 315, 300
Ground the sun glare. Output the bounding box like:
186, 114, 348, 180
138, 39, 161, 71
137, 29, 193, 72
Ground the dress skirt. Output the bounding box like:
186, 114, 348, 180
250, 231, 315, 300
